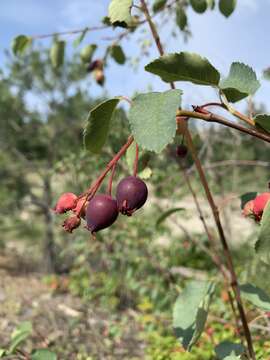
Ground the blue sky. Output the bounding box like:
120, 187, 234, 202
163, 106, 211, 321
1, 0, 270, 110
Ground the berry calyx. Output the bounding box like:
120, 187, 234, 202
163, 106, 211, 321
53, 192, 78, 214
73, 196, 88, 218
176, 144, 188, 158
62, 216, 81, 233
116, 176, 148, 216
86, 194, 118, 233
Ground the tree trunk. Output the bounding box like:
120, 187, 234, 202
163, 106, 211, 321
42, 175, 57, 273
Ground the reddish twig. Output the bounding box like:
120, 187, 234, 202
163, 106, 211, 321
133, 143, 139, 176
107, 163, 117, 196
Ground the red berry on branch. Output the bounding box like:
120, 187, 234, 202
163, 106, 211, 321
253, 192, 270, 220
86, 194, 119, 233
176, 144, 188, 158
53, 192, 78, 214
116, 176, 148, 216
62, 216, 81, 233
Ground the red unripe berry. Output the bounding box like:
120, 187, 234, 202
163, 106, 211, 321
53, 192, 78, 214
116, 176, 148, 216
86, 194, 118, 233
62, 216, 81, 233
176, 144, 188, 158
242, 200, 255, 217
253, 192, 270, 220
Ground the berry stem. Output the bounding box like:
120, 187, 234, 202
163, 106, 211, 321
107, 164, 116, 196
77, 136, 134, 218
133, 143, 139, 177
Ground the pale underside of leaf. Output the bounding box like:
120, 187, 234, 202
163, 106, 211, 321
173, 280, 215, 351
128, 90, 182, 153
220, 62, 260, 103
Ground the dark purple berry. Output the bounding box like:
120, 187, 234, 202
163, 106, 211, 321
176, 144, 188, 158
116, 176, 148, 216
86, 194, 118, 233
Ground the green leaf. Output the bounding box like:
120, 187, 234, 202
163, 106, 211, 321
240, 192, 257, 210
9, 321, 32, 353
219, 0, 236, 17
153, 0, 167, 13
110, 45, 126, 64
108, 0, 133, 25
240, 283, 270, 311
128, 90, 181, 153
32, 349, 57, 360
263, 67, 270, 81
139, 167, 152, 179
220, 62, 260, 103
156, 208, 185, 227
176, 6, 187, 30
83, 98, 120, 153
173, 280, 215, 351
145, 52, 220, 86
80, 44, 97, 63
11, 35, 32, 56
73, 28, 88, 47
125, 143, 152, 177
0, 349, 6, 358
50, 40, 65, 69
190, 0, 208, 13
207, 0, 215, 10
255, 202, 270, 265
254, 114, 270, 133
215, 341, 244, 359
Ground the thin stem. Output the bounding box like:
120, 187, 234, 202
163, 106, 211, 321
77, 136, 134, 217
185, 130, 256, 359
139, 1, 256, 357
133, 143, 139, 176
107, 164, 117, 196
177, 110, 270, 144
32, 25, 108, 40
140, 0, 175, 89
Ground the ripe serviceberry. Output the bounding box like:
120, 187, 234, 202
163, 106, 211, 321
176, 144, 188, 158
87, 59, 103, 72
86, 194, 118, 233
62, 216, 81, 233
53, 192, 78, 214
116, 176, 148, 216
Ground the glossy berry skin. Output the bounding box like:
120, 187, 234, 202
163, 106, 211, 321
116, 176, 148, 216
86, 194, 118, 233
53, 192, 78, 214
176, 144, 188, 158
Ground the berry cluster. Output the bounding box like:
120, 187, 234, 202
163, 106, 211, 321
242, 192, 270, 222
53, 139, 148, 236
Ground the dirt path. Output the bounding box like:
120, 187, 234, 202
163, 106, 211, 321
0, 266, 144, 359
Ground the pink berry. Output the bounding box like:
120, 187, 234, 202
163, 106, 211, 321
253, 192, 270, 220
53, 192, 78, 214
